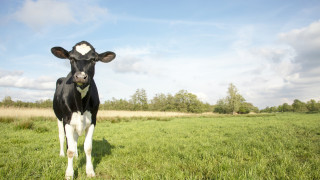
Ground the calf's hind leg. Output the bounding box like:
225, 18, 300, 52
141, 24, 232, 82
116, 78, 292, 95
73, 131, 79, 158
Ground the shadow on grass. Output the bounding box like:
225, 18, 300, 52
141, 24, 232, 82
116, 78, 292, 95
92, 138, 115, 169
77, 138, 115, 177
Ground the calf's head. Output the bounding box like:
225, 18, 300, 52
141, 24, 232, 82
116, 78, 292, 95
51, 41, 116, 88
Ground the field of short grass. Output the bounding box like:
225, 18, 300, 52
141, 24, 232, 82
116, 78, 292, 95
0, 112, 319, 179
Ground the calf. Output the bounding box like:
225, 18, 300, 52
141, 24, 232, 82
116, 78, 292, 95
51, 41, 116, 179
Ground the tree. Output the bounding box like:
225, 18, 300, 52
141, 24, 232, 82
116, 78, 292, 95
226, 83, 245, 114
100, 98, 132, 110
261, 106, 277, 113
277, 104, 284, 112
150, 93, 169, 111
174, 90, 189, 112
165, 94, 176, 111
214, 84, 258, 114
173, 90, 205, 113
239, 102, 259, 114
292, 99, 308, 112
131, 89, 148, 110
306, 99, 320, 112
214, 98, 228, 114
1, 96, 14, 107
282, 103, 293, 112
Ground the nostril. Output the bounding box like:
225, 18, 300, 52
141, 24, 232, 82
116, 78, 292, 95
74, 72, 88, 82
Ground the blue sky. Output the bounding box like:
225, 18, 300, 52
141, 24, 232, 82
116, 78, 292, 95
0, 0, 320, 108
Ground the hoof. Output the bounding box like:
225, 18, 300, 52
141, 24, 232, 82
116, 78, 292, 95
65, 169, 74, 180
65, 176, 73, 180
86, 166, 95, 177
87, 171, 96, 178
60, 152, 65, 157
65, 175, 73, 180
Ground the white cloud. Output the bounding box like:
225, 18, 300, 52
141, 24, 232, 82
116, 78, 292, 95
14, 0, 75, 30
77, 4, 108, 23
279, 20, 320, 54
112, 56, 146, 74
0, 70, 55, 90
279, 20, 320, 73
13, 0, 109, 30
0, 70, 24, 78
111, 46, 161, 75
279, 20, 320, 83
0, 88, 54, 102
251, 46, 295, 63
237, 45, 304, 108
237, 21, 320, 108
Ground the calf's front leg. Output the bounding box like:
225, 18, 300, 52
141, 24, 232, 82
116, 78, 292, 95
65, 124, 76, 179
84, 124, 95, 177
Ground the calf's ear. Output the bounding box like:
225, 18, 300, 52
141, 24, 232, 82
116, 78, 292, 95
51, 47, 69, 59
98, 51, 116, 63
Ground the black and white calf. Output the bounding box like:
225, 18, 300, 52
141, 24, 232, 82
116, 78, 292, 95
51, 41, 116, 179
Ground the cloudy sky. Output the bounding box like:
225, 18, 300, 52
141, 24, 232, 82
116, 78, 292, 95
0, 0, 320, 108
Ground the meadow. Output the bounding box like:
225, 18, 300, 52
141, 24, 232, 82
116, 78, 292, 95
0, 110, 319, 179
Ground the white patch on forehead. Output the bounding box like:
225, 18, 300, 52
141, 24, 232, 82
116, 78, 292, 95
75, 44, 91, 55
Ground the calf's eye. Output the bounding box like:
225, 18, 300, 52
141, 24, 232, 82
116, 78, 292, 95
90, 58, 96, 63
70, 57, 76, 62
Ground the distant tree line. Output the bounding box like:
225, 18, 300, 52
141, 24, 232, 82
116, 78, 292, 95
100, 89, 214, 113
0, 96, 53, 108
1, 85, 319, 114
260, 99, 320, 113
0, 89, 213, 113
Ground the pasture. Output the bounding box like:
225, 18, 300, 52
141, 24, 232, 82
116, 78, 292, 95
0, 110, 319, 179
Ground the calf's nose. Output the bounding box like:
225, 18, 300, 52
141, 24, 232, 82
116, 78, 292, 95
74, 72, 88, 84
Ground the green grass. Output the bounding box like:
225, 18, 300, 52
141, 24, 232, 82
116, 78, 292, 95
0, 113, 319, 179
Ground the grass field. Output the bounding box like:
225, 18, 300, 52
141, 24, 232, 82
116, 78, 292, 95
0, 111, 319, 179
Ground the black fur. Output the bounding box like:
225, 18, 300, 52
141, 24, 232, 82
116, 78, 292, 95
51, 41, 115, 127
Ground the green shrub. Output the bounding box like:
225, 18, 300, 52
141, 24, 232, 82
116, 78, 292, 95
0, 117, 16, 123
15, 119, 34, 130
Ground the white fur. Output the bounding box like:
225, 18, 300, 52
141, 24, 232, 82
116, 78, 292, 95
84, 124, 95, 177
65, 124, 75, 179
75, 44, 91, 55
64, 111, 95, 178
70, 111, 92, 136
76, 85, 90, 99
70, 112, 83, 136
57, 119, 65, 157
73, 131, 79, 158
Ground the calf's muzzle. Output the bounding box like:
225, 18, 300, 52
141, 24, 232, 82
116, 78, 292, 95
74, 72, 88, 86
